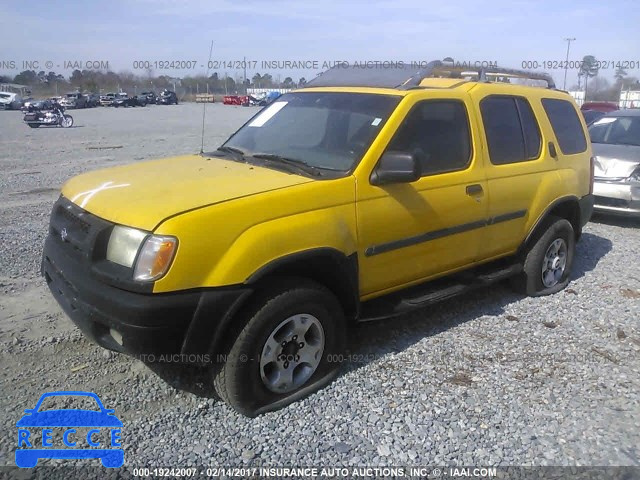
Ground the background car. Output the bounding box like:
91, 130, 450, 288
581, 102, 619, 113
100, 93, 116, 106
0, 92, 23, 110
84, 93, 100, 108
589, 109, 640, 217
140, 91, 157, 104
134, 94, 148, 106
582, 109, 606, 126
22, 99, 54, 112
20, 98, 36, 112
60, 93, 87, 109
112, 94, 139, 107
157, 90, 178, 105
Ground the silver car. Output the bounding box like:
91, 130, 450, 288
589, 109, 640, 217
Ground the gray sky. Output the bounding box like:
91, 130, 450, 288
2, 0, 639, 87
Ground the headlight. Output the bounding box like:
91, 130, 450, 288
133, 235, 178, 281
106, 226, 177, 282
106, 226, 147, 267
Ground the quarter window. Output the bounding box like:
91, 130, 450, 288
541, 98, 587, 155
480, 96, 542, 164
386, 100, 472, 176
517, 98, 542, 159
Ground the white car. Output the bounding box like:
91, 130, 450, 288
0, 92, 23, 110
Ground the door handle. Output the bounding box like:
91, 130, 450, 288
466, 184, 483, 196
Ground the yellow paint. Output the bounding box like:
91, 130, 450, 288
59, 81, 591, 298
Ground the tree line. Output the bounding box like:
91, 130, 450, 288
2, 55, 639, 102
0, 69, 309, 96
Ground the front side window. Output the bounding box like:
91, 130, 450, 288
386, 100, 472, 176
541, 98, 588, 154
222, 92, 401, 174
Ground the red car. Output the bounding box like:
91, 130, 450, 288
581, 102, 619, 113
223, 95, 249, 105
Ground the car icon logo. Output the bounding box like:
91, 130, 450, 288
60, 228, 68, 242
15, 391, 124, 468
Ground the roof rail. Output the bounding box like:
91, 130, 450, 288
401, 60, 555, 89
303, 60, 556, 90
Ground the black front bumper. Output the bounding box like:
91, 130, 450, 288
42, 215, 251, 362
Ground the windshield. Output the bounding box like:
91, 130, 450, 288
589, 116, 640, 146
222, 92, 400, 174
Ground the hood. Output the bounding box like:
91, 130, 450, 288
61, 154, 314, 231
592, 143, 640, 179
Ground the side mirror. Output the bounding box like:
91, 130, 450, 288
370, 151, 421, 186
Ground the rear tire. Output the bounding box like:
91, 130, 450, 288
213, 278, 345, 416
27, 123, 39, 128
511, 216, 575, 296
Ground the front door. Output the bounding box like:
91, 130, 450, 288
356, 94, 488, 298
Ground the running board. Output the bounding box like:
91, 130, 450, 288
358, 260, 522, 322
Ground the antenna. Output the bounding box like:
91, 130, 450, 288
200, 40, 214, 155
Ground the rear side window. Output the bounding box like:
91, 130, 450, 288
541, 98, 587, 155
480, 96, 542, 164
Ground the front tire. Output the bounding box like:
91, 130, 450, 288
511, 216, 575, 296
60, 115, 73, 128
214, 278, 345, 416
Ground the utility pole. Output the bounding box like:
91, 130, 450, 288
243, 57, 247, 94
563, 37, 576, 90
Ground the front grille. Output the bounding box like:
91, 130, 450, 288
48, 196, 112, 263
594, 196, 628, 208
57, 205, 90, 234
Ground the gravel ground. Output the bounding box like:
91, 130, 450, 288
0, 104, 639, 472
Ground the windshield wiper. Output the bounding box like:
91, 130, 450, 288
251, 153, 322, 177
215, 146, 248, 161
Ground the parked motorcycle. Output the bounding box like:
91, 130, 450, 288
23, 104, 73, 128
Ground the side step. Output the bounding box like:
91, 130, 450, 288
358, 260, 522, 322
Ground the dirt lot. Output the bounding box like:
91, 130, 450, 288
1, 104, 639, 471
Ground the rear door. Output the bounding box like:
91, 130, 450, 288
471, 88, 556, 258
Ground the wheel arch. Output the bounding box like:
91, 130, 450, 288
246, 248, 360, 322
520, 196, 581, 255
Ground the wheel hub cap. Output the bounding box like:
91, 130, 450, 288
260, 314, 325, 393
541, 238, 568, 288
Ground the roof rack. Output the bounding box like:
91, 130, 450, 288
304, 60, 555, 89
402, 60, 556, 89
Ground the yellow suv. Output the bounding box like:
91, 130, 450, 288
42, 62, 594, 416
